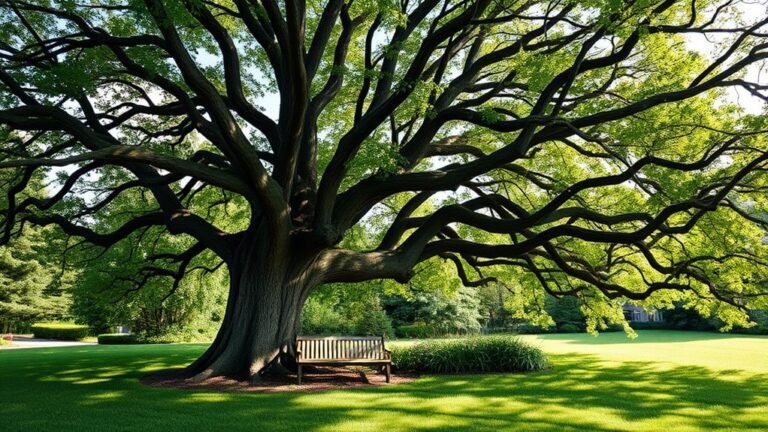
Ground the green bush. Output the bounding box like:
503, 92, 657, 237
545, 295, 585, 330
137, 324, 217, 343
301, 297, 354, 335
558, 323, 582, 333
508, 323, 553, 335
629, 321, 672, 330
396, 322, 437, 338
355, 307, 395, 338
729, 310, 768, 335
97, 334, 140, 345
397, 321, 485, 338
392, 335, 549, 374
31, 323, 91, 340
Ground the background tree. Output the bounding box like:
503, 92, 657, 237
70, 239, 228, 340
544, 295, 585, 333
476, 282, 513, 331
66, 181, 228, 339
1, 0, 768, 381
0, 227, 71, 333
0, 167, 70, 333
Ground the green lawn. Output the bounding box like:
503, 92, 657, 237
1, 331, 767, 431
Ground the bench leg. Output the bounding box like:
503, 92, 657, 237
298, 364, 302, 385
385, 363, 391, 383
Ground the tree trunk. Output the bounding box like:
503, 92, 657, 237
184, 231, 319, 382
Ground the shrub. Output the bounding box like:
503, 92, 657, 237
545, 295, 585, 330
558, 323, 582, 333
97, 334, 140, 345
602, 324, 625, 332
393, 335, 549, 374
729, 310, 768, 335
385, 287, 483, 336
396, 322, 437, 338
397, 321, 488, 338
629, 321, 672, 330
301, 297, 354, 335
508, 323, 553, 335
31, 322, 91, 340
355, 306, 395, 338
137, 324, 216, 343
664, 303, 717, 331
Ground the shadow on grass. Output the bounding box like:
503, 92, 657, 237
1, 344, 767, 431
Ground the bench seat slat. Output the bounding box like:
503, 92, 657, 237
297, 358, 388, 364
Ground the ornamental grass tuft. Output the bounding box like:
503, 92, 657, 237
392, 335, 548, 374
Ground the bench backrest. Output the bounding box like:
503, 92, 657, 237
297, 336, 387, 360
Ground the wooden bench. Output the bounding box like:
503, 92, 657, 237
295, 336, 391, 384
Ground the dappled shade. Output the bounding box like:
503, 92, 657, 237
1, 1, 768, 379
2, 332, 767, 431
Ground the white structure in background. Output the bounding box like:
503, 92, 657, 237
622, 305, 664, 322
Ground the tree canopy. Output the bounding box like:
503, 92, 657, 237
1, 0, 768, 378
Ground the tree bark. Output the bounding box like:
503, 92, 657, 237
184, 230, 319, 382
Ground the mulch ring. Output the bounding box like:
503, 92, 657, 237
141, 366, 418, 393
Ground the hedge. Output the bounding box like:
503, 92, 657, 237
97, 334, 140, 345
31, 323, 91, 340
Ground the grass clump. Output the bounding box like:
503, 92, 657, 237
393, 335, 548, 374
31, 323, 91, 340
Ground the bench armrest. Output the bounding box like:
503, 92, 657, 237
295, 349, 302, 361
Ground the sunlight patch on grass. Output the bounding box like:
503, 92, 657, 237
178, 393, 234, 403
524, 331, 768, 373
82, 391, 127, 405
72, 378, 113, 385
95, 370, 131, 378
137, 362, 187, 372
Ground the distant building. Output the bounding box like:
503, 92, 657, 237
114, 325, 130, 334
622, 305, 663, 322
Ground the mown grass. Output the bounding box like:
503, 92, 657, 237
1, 331, 767, 431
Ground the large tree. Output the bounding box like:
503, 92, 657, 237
1, 0, 768, 380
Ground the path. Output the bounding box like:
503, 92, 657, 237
1, 335, 96, 349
